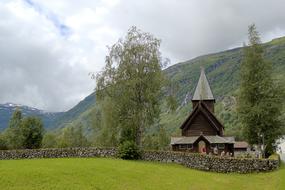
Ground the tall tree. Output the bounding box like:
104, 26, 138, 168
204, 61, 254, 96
22, 116, 44, 149
95, 98, 119, 147
157, 126, 170, 150
96, 26, 165, 147
5, 109, 24, 149
57, 125, 89, 148
57, 126, 75, 148
238, 24, 284, 156
73, 124, 89, 147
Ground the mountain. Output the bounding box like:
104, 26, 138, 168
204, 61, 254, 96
1, 36, 284, 135
0, 92, 96, 131
0, 103, 63, 131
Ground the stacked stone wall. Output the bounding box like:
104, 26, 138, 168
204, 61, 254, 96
0, 148, 279, 173
142, 151, 279, 173
0, 148, 116, 159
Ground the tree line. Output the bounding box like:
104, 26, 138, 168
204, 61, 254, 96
0, 109, 90, 150
0, 109, 44, 149
0, 107, 169, 151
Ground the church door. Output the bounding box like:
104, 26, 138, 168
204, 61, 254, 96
198, 140, 206, 154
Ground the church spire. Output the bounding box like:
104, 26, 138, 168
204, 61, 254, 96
192, 67, 214, 101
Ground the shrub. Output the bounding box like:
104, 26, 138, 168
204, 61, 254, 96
117, 141, 141, 160
269, 153, 281, 163
0, 134, 8, 150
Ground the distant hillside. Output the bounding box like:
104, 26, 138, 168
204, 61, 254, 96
0, 103, 63, 131
0, 92, 96, 131
49, 92, 96, 130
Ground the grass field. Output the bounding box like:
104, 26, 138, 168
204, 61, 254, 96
0, 158, 283, 190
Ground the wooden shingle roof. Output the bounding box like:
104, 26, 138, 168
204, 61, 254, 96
171, 135, 235, 145
192, 67, 214, 101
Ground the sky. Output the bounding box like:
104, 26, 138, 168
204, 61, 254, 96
0, 0, 285, 112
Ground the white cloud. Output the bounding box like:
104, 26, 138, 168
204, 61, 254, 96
0, 0, 285, 111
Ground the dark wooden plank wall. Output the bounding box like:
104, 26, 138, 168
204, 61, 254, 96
172, 143, 234, 155
182, 113, 218, 136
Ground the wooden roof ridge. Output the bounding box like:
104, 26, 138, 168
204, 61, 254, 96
180, 101, 224, 131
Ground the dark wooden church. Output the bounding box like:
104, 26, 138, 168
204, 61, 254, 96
171, 68, 235, 155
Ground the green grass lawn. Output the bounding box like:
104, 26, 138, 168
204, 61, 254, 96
0, 158, 283, 190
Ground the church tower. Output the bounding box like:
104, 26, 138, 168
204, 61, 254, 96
192, 67, 215, 113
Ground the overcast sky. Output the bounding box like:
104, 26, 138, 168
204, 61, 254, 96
0, 0, 285, 112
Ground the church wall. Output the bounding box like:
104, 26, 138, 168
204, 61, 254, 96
182, 113, 218, 136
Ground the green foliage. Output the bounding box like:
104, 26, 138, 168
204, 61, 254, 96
74, 124, 89, 147
96, 26, 165, 147
22, 117, 44, 149
42, 132, 57, 148
42, 125, 90, 148
57, 125, 89, 148
0, 133, 7, 150
268, 153, 281, 163
117, 141, 141, 160
166, 95, 178, 112
142, 134, 159, 150
143, 125, 170, 150
157, 126, 170, 150
57, 127, 76, 148
4, 109, 24, 149
238, 24, 284, 156
95, 98, 119, 147
2, 110, 45, 149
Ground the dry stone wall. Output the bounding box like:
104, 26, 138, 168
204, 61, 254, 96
142, 151, 280, 173
0, 147, 116, 159
0, 148, 279, 173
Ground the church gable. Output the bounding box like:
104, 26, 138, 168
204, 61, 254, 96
180, 101, 224, 136
182, 112, 218, 136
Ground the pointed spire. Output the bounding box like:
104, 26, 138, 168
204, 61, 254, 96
192, 67, 214, 101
